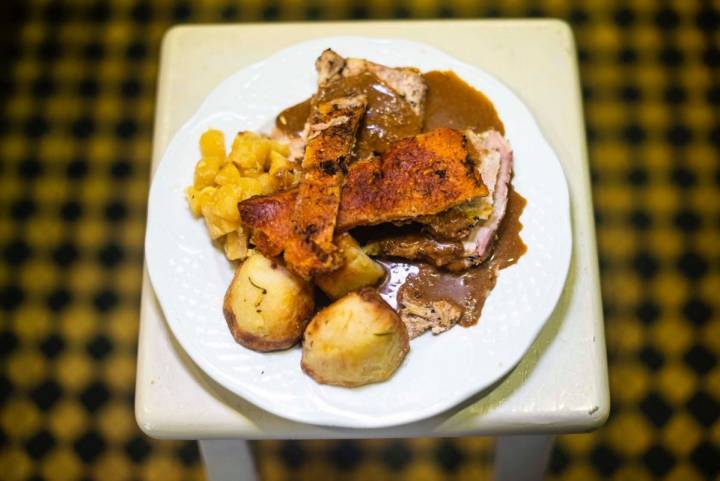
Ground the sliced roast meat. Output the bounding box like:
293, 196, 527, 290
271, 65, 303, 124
240, 128, 489, 265
367, 129, 513, 270
315, 49, 427, 117
283, 94, 367, 279
460, 129, 513, 266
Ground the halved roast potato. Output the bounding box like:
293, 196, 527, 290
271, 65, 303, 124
223, 251, 314, 351
301, 289, 409, 387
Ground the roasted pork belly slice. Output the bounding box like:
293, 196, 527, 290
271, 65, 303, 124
413, 129, 506, 241
283, 95, 367, 279
367, 129, 514, 270
337, 128, 487, 229
239, 128, 488, 263
300, 95, 367, 170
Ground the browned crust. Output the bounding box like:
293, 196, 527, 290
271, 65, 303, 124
239, 129, 488, 264
222, 264, 314, 352
337, 128, 487, 229
283, 95, 367, 279
300, 288, 409, 388
238, 190, 296, 257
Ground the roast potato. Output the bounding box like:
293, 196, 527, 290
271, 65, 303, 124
301, 289, 409, 387
223, 251, 314, 351
315, 234, 386, 299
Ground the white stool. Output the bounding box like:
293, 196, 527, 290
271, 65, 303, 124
135, 20, 609, 481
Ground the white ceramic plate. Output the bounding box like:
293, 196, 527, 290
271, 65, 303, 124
145, 36, 572, 428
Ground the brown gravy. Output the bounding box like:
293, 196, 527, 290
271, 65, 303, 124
276, 98, 311, 136
275, 70, 503, 141
381, 190, 526, 326
423, 70, 505, 135
276, 71, 422, 160
275, 69, 524, 327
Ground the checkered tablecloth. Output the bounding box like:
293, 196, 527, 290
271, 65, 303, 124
1, 1, 718, 480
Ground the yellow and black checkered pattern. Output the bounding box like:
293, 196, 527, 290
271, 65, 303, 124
1, 1, 718, 480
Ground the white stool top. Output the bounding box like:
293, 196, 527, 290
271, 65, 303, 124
135, 19, 609, 439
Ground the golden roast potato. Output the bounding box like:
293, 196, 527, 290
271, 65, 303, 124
315, 234, 386, 300
223, 251, 314, 351
301, 289, 409, 387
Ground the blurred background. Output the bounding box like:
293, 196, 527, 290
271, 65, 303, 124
1, 0, 718, 480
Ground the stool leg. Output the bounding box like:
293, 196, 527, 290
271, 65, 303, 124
199, 440, 258, 481
494, 435, 555, 481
